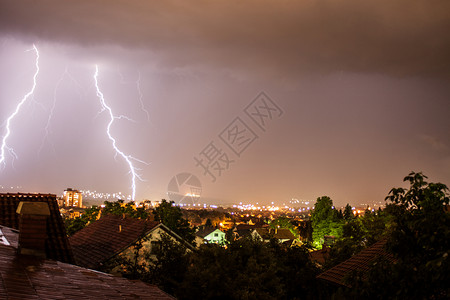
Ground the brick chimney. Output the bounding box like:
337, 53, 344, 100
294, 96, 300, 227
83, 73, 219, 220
16, 201, 50, 257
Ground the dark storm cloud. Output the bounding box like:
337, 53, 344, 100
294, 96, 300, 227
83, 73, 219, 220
1, 0, 450, 77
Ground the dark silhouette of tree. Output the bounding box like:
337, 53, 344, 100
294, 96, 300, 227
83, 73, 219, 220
178, 238, 319, 300
345, 172, 450, 299
343, 203, 354, 220
146, 233, 190, 295
64, 200, 149, 236
105, 231, 190, 296
153, 199, 196, 244
325, 208, 388, 269
64, 206, 100, 236
103, 199, 149, 219
269, 216, 300, 238
204, 218, 213, 228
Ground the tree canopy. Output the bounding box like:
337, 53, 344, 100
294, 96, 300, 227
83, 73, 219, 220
153, 199, 196, 244
311, 196, 343, 248
344, 172, 450, 299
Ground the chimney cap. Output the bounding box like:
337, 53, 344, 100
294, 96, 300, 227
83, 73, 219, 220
16, 202, 50, 216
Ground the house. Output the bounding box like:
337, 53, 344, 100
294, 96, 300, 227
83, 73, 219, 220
0, 193, 75, 264
69, 214, 194, 271
233, 223, 260, 240
0, 223, 174, 299
309, 246, 330, 266
252, 227, 296, 245
195, 227, 226, 245
316, 239, 394, 287
60, 206, 86, 219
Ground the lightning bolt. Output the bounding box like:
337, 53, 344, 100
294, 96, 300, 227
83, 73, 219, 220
0, 44, 39, 167
39, 66, 85, 156
136, 71, 151, 122
117, 68, 151, 122
94, 65, 147, 201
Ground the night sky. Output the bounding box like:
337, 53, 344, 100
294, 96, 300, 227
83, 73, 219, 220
0, 0, 449, 206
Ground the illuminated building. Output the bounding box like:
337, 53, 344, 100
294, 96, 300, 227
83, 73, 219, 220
63, 188, 83, 207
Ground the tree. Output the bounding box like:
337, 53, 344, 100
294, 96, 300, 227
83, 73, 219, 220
347, 172, 450, 299
178, 238, 319, 299
64, 200, 150, 236
311, 196, 343, 248
204, 218, 213, 228
311, 196, 334, 224
103, 199, 149, 219
153, 199, 196, 244
146, 233, 190, 295
325, 208, 388, 269
343, 203, 354, 220
269, 216, 300, 238
64, 206, 100, 236
104, 231, 190, 296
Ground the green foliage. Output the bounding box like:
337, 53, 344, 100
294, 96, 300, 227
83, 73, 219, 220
153, 199, 196, 244
145, 233, 190, 295
105, 232, 190, 296
311, 196, 344, 248
64, 200, 149, 236
102, 199, 149, 219
64, 206, 100, 236
178, 238, 319, 300
343, 203, 354, 220
269, 216, 300, 238
311, 196, 334, 224
325, 209, 388, 269
183, 209, 227, 226
344, 172, 450, 299
104, 226, 152, 279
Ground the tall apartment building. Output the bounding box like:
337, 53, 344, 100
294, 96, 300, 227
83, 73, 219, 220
63, 188, 83, 207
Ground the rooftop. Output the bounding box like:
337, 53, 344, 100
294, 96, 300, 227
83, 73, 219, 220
70, 214, 159, 270
195, 227, 221, 238
254, 228, 296, 240
0, 225, 174, 299
316, 239, 395, 287
0, 193, 74, 264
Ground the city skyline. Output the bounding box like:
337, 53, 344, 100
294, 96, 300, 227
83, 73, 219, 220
0, 1, 449, 207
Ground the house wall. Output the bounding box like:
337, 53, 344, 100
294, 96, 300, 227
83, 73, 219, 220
204, 229, 226, 244
106, 226, 189, 275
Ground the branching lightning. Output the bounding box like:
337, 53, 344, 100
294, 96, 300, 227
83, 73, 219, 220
136, 71, 151, 122
118, 68, 151, 122
0, 44, 40, 167
94, 65, 147, 201
39, 66, 85, 156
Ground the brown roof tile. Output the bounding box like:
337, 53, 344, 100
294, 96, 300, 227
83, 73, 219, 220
254, 228, 296, 240
0, 193, 74, 264
0, 241, 174, 299
70, 214, 159, 270
195, 227, 218, 238
316, 239, 395, 287
309, 246, 330, 265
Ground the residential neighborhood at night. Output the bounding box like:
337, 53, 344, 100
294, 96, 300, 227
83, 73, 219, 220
1, 0, 449, 298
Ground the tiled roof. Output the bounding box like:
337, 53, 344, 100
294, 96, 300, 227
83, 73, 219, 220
234, 224, 259, 238
0, 236, 174, 299
70, 214, 159, 270
316, 239, 395, 287
254, 228, 296, 240
235, 224, 258, 231
195, 227, 217, 238
309, 246, 330, 265
0, 193, 75, 264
